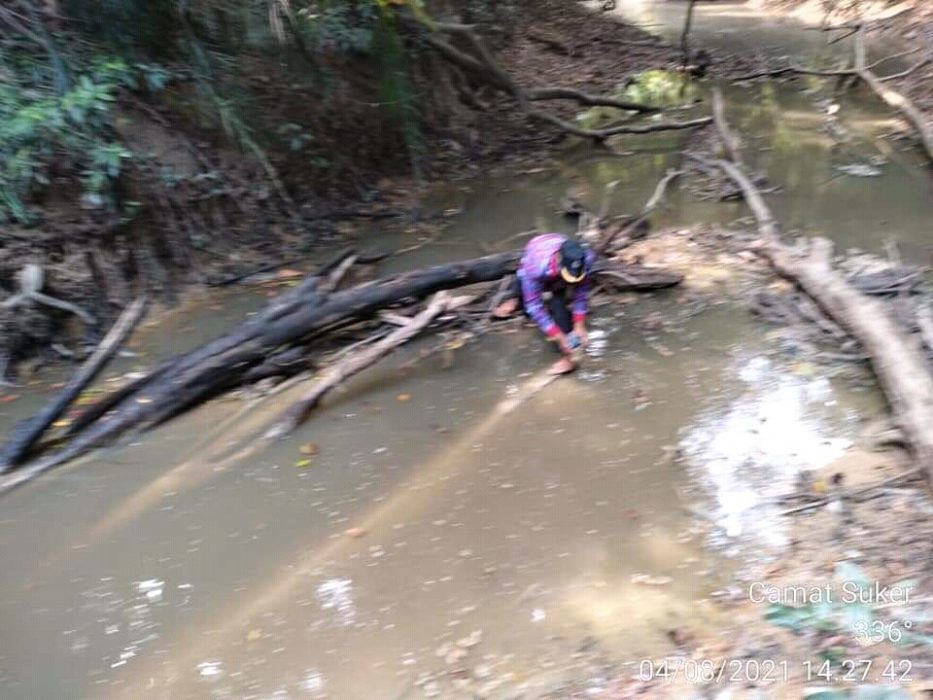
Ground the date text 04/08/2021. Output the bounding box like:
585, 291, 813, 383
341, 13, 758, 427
637, 658, 913, 685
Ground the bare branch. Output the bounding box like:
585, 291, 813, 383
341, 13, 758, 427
529, 110, 711, 141
526, 87, 660, 114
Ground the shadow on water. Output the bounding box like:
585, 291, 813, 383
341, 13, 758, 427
0, 2, 922, 698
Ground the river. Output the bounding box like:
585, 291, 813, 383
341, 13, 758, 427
0, 2, 929, 698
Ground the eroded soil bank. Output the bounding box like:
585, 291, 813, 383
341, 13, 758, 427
1, 0, 688, 378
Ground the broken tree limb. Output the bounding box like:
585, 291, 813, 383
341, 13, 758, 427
690, 153, 780, 241
264, 292, 471, 439
0, 296, 148, 474
529, 110, 712, 142
768, 239, 933, 483
1, 264, 96, 326
525, 87, 660, 114
711, 88, 743, 167
679, 0, 698, 68
709, 95, 933, 484
733, 33, 933, 164
596, 169, 683, 254
0, 253, 512, 493
877, 58, 930, 82
852, 28, 933, 165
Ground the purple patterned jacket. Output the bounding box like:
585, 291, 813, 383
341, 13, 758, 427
517, 233, 595, 338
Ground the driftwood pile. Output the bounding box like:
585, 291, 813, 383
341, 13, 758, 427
0, 241, 683, 494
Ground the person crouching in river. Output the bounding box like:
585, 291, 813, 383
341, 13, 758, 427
494, 233, 595, 375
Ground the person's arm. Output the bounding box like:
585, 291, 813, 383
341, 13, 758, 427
522, 274, 561, 339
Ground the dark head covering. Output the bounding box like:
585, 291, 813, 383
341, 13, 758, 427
559, 239, 587, 283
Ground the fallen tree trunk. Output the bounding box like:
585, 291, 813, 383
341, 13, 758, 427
0, 249, 682, 494
852, 29, 933, 165
768, 239, 933, 482
264, 292, 471, 439
707, 89, 933, 484
0, 296, 148, 473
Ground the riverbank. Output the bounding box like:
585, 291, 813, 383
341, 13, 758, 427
1, 3, 932, 698
0, 0, 692, 379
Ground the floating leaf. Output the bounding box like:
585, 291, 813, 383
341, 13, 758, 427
53, 418, 71, 428
247, 628, 262, 642
396, 393, 412, 402
345, 527, 367, 538
299, 442, 319, 456
136, 397, 153, 404
0, 394, 19, 403
295, 459, 312, 468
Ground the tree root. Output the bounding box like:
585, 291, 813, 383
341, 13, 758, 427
1, 264, 96, 326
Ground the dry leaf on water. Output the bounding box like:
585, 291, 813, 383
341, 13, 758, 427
396, 393, 412, 403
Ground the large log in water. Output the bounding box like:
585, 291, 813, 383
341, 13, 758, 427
769, 239, 933, 482
0, 250, 682, 494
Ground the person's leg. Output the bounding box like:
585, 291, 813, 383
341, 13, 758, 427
547, 292, 573, 335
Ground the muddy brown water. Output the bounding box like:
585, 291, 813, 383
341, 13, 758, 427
0, 3, 928, 698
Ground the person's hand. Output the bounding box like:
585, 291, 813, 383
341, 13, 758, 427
573, 322, 589, 348
556, 333, 574, 356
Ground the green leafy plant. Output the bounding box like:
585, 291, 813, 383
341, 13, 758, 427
0, 58, 152, 223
